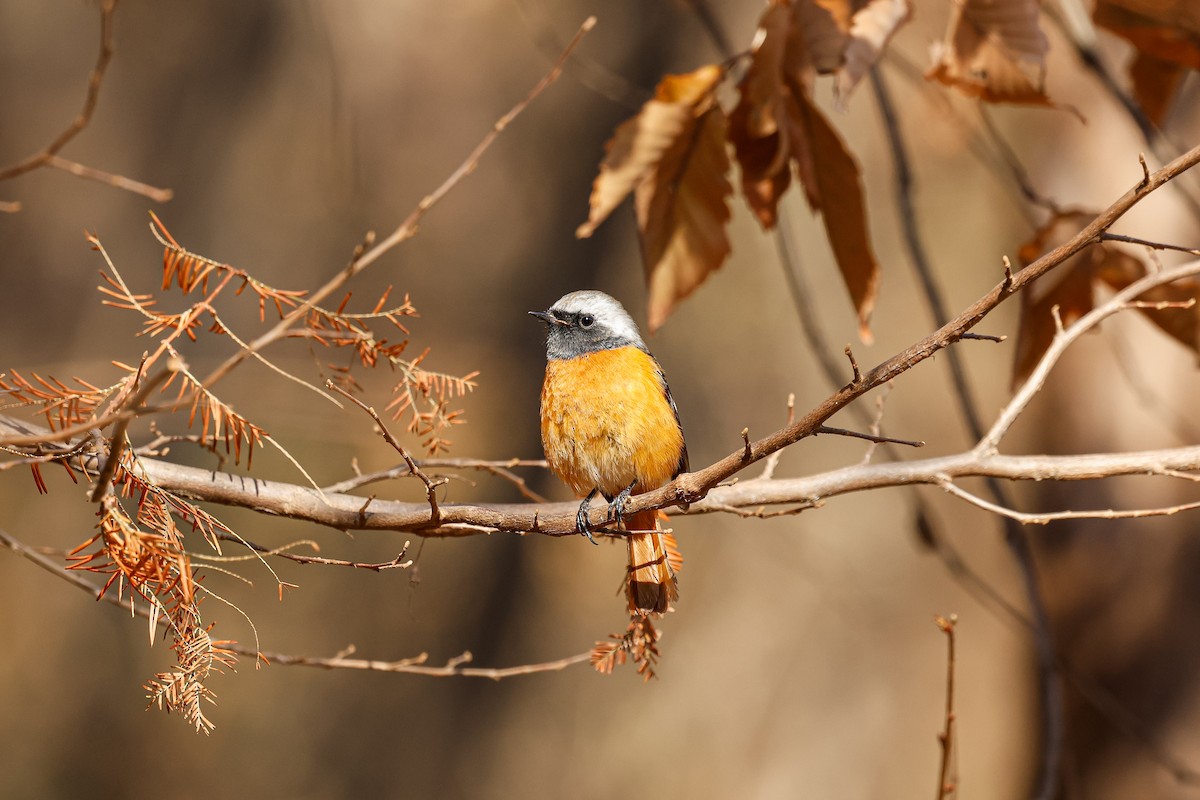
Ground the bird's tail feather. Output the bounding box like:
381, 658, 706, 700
625, 509, 680, 616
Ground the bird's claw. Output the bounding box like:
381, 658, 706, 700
575, 492, 600, 546
606, 481, 637, 528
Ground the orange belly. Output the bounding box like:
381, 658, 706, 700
540, 346, 684, 499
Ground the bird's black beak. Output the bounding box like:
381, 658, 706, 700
529, 310, 566, 326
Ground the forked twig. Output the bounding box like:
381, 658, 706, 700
327, 381, 446, 524
0, 1, 171, 203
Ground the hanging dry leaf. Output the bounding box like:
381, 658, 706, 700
1095, 0, 1200, 126
729, 1, 801, 228
577, 65, 725, 238
729, 0, 881, 339
927, 0, 1052, 105
1012, 211, 1200, 385
640, 105, 733, 332
796, 90, 881, 342
836, 0, 913, 102
577, 65, 732, 332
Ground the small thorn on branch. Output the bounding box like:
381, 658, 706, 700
960, 332, 1007, 343
844, 345, 862, 386
1138, 152, 1151, 190
740, 427, 752, 461
1002, 256, 1015, 292
1050, 303, 1065, 334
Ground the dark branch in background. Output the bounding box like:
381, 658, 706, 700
0, 0, 172, 204
679, 0, 736, 62
977, 106, 1061, 213
871, 65, 1062, 800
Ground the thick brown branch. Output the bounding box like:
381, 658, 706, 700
10, 433, 1196, 536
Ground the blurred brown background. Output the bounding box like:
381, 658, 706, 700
2, 1, 1199, 798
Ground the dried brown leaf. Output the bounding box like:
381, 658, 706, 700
836, 0, 913, 102
728, 0, 881, 339
576, 65, 732, 332
638, 104, 733, 332
794, 0, 854, 80
1095, 0, 1200, 125
926, 0, 1052, 105
730, 1, 816, 229
795, 91, 881, 341
577, 65, 725, 239
1011, 211, 1200, 385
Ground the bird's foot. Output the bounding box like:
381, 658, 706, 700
575, 491, 600, 546
606, 480, 637, 529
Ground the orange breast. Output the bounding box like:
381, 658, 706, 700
540, 346, 685, 499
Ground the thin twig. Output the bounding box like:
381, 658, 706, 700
324, 457, 549, 502
817, 425, 923, 448
843, 345, 862, 386
199, 16, 597, 390
0, 0, 164, 204
200, 534, 414, 571
935, 614, 959, 800
0, 0, 117, 182
90, 358, 183, 502
0, 525, 588, 679
1099, 232, 1200, 256
45, 155, 172, 202
939, 479, 1200, 524
327, 382, 445, 525
253, 646, 591, 679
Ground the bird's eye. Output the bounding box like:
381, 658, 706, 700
579, 314, 595, 328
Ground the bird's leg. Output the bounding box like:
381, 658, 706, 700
607, 479, 638, 529
575, 488, 601, 546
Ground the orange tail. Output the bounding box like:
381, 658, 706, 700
625, 510, 680, 616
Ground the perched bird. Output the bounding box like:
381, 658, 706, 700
530, 290, 687, 616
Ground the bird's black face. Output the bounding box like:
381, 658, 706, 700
529, 307, 635, 361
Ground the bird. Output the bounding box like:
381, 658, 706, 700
530, 290, 687, 616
